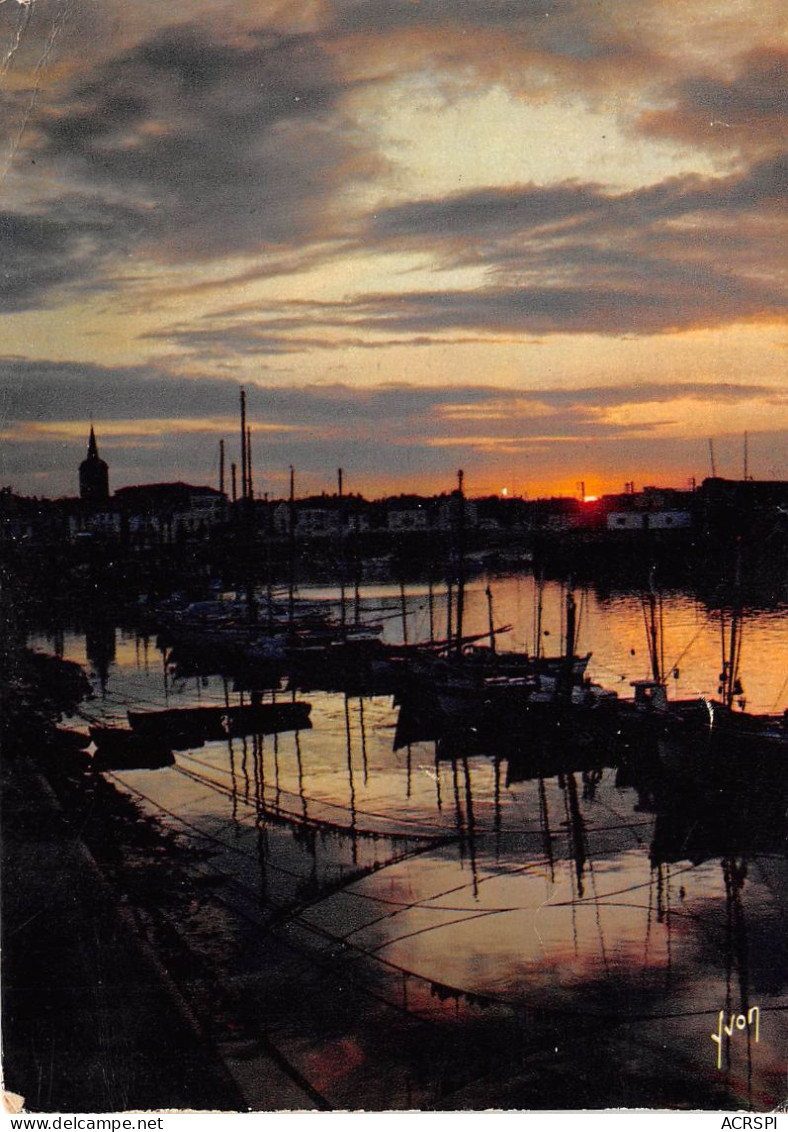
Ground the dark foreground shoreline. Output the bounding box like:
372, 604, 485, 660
0, 650, 248, 1112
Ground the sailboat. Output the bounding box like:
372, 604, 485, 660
701, 600, 787, 755
618, 571, 787, 758
429, 584, 616, 742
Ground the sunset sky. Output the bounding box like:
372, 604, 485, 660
1, 0, 786, 500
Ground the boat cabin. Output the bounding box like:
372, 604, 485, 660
630, 679, 669, 711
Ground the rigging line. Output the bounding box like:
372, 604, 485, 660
572, 792, 651, 847
175, 761, 445, 843
122, 760, 657, 910
283, 896, 788, 1027
174, 755, 460, 837
62, 754, 788, 1035
277, 906, 550, 1015
177, 747, 434, 833
336, 864, 557, 937
80, 706, 664, 847
665, 616, 714, 677
176, 746, 624, 838
770, 669, 788, 711
235, 741, 659, 843
203, 889, 453, 1033
544, 858, 701, 908
58, 767, 788, 1030
581, 900, 744, 945
106, 773, 275, 859
264, 836, 467, 933
361, 819, 563, 898
181, 761, 569, 919
107, 772, 452, 915
360, 907, 512, 956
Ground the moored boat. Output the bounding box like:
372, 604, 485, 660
127, 701, 312, 746
88, 725, 174, 770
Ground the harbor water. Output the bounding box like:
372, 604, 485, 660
31, 572, 788, 1110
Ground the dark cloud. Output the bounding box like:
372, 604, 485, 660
1, 209, 84, 311
0, 358, 240, 421
638, 47, 788, 158
142, 322, 505, 357
331, 0, 570, 33
1, 196, 146, 311
328, 0, 658, 81
135, 155, 786, 349
367, 156, 787, 246
1, 356, 778, 425
1, 22, 382, 309
174, 271, 779, 341
36, 24, 380, 258
368, 183, 609, 243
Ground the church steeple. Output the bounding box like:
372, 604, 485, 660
79, 424, 110, 504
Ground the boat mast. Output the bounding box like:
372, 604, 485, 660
721, 550, 744, 709
562, 583, 577, 695
240, 388, 248, 503
535, 569, 544, 660
445, 578, 453, 649
565, 585, 577, 660
288, 466, 296, 637
485, 585, 496, 654
399, 579, 409, 645
643, 569, 664, 685
454, 469, 466, 656
337, 468, 346, 636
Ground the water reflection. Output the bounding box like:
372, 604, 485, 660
84, 617, 116, 695
31, 572, 787, 1110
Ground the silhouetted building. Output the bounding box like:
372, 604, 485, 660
602, 487, 694, 533
273, 494, 373, 538
114, 482, 227, 544
698, 477, 788, 543
79, 426, 109, 504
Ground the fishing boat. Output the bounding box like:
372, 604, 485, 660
127, 701, 312, 747
616, 572, 787, 757
88, 725, 174, 770
419, 585, 617, 746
